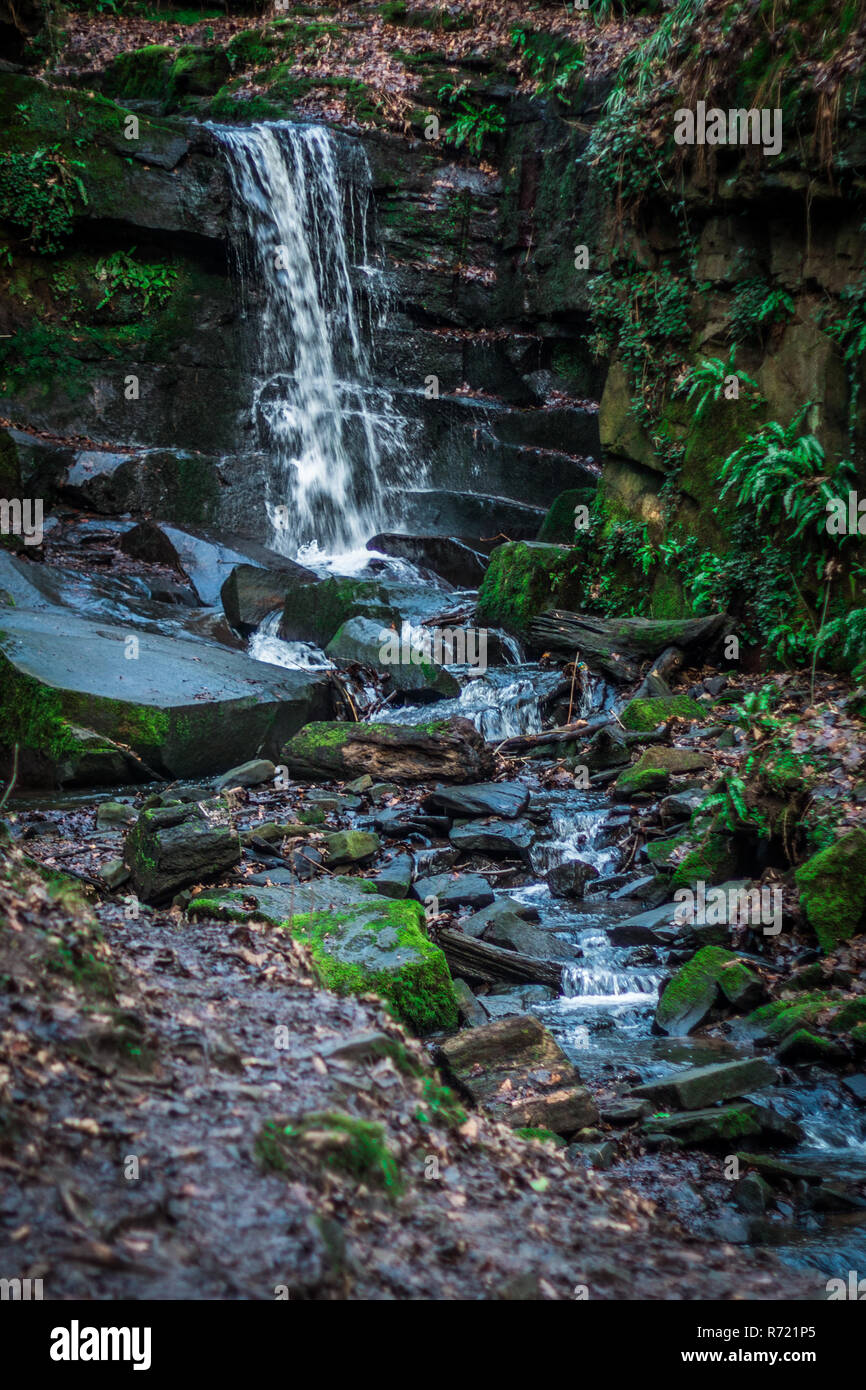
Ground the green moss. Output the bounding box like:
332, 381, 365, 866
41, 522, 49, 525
476, 541, 576, 636
515, 1126, 566, 1148
656, 945, 757, 1032
536, 488, 597, 544
102, 45, 175, 100
0, 653, 79, 762
747, 991, 834, 1039
613, 765, 669, 798
795, 828, 866, 952
256, 1111, 402, 1193
619, 695, 705, 733
669, 826, 738, 890
414, 1077, 467, 1129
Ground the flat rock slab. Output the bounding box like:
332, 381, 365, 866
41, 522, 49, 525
424, 782, 530, 819
628, 1058, 776, 1111
0, 605, 332, 781
642, 1101, 801, 1148
413, 872, 494, 911
437, 1013, 597, 1136
449, 818, 534, 857
609, 903, 682, 946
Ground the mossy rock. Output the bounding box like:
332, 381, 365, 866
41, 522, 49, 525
746, 991, 836, 1040
189, 886, 456, 1035
475, 541, 577, 637
537, 488, 597, 544
669, 825, 739, 889
613, 745, 708, 801
795, 828, 866, 952
102, 45, 176, 100
280, 576, 395, 648
655, 945, 761, 1036
620, 695, 706, 733
256, 1111, 402, 1194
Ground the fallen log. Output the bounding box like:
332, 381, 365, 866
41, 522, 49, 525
436, 926, 565, 988
528, 611, 728, 680
497, 720, 670, 755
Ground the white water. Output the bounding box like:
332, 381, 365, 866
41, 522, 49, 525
212, 122, 409, 552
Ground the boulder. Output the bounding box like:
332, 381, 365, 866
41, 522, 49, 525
188, 885, 455, 1034
619, 695, 706, 733
628, 1058, 776, 1111
0, 605, 333, 785
367, 533, 488, 588
280, 718, 495, 784
414, 872, 494, 911
124, 801, 241, 904
449, 818, 533, 857
214, 758, 276, 791
642, 1102, 801, 1148
655, 946, 764, 1036
324, 830, 380, 866
424, 782, 530, 819
280, 575, 396, 648
371, 854, 414, 900
795, 828, 866, 952
437, 1014, 597, 1136
221, 562, 318, 635
324, 617, 460, 699
546, 858, 599, 900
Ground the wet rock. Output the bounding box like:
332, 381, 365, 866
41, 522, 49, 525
189, 886, 455, 1034
214, 758, 276, 792
125, 801, 241, 904
842, 1074, 866, 1105
345, 775, 373, 794
583, 724, 630, 771
480, 984, 558, 1018
0, 605, 333, 785
612, 746, 709, 802
628, 1058, 776, 1111
776, 1029, 847, 1065
373, 808, 451, 838
546, 858, 599, 900
371, 854, 414, 899
99, 857, 131, 890
642, 1101, 801, 1148
458, 897, 538, 936
660, 788, 711, 826
413, 872, 494, 911
221, 562, 318, 635
324, 830, 380, 866
449, 818, 533, 857
325, 617, 460, 699
609, 903, 681, 946
96, 800, 137, 829
366, 533, 487, 588
424, 781, 530, 819
120, 519, 184, 569
655, 947, 764, 1036
437, 1013, 597, 1136
280, 575, 397, 648
281, 717, 494, 784
369, 781, 399, 804
482, 916, 577, 962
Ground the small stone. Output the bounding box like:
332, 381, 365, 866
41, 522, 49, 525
214, 758, 276, 791
96, 800, 136, 829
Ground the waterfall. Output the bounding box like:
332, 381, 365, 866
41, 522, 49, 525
211, 121, 407, 553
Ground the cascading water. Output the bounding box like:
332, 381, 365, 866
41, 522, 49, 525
211, 121, 409, 553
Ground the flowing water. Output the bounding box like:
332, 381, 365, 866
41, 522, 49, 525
211, 122, 411, 552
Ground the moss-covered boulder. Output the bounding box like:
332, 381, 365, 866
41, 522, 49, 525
655, 945, 763, 1036
620, 695, 706, 733
669, 825, 739, 889
280, 717, 494, 784
475, 541, 577, 636
280, 576, 396, 648
795, 828, 866, 952
124, 801, 241, 905
188, 885, 456, 1034
642, 1101, 801, 1148
324, 830, 380, 866
612, 745, 708, 801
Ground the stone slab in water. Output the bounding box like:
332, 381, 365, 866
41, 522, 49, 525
628, 1058, 777, 1111
413, 872, 494, 911
642, 1101, 801, 1148
367, 533, 488, 589
0, 604, 332, 782
424, 781, 530, 819
437, 1013, 597, 1136
449, 817, 534, 857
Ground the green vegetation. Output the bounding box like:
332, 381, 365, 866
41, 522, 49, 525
256, 1112, 402, 1193
0, 147, 88, 254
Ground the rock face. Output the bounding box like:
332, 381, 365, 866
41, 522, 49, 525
125, 802, 241, 904
437, 1014, 598, 1136
280, 718, 495, 784
0, 604, 334, 783
188, 885, 456, 1034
